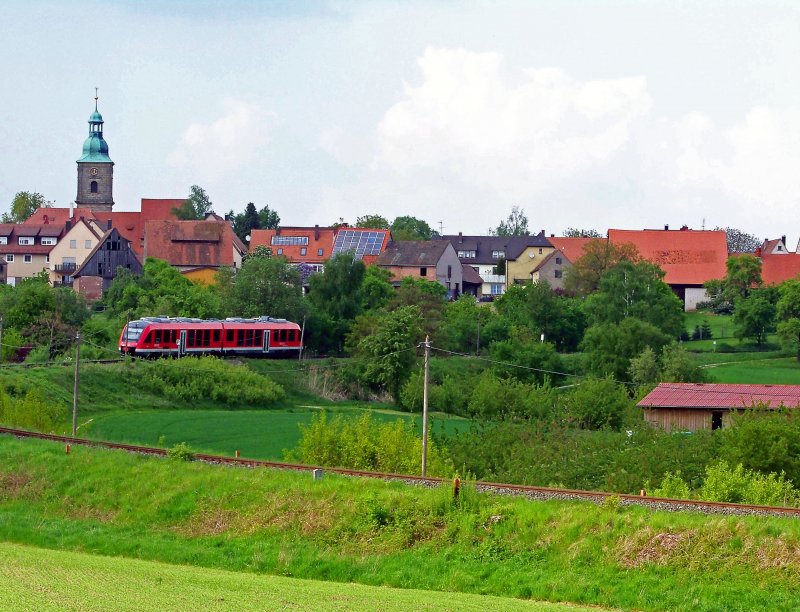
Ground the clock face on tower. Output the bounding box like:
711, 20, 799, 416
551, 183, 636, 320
90, 167, 98, 176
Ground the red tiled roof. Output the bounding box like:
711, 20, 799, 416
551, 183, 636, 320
608, 229, 728, 286
250, 227, 336, 263
638, 383, 800, 410
144, 219, 237, 267
24, 207, 98, 226
762, 253, 800, 285
547, 237, 594, 262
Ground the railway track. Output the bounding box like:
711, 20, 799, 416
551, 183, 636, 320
2, 425, 799, 518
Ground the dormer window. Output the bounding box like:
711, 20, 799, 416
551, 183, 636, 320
0, 237, 7, 245
18, 237, 34, 246
41, 237, 57, 246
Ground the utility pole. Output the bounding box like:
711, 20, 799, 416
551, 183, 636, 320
72, 333, 81, 437
298, 316, 306, 361
421, 335, 430, 477
476, 310, 481, 356
0, 316, 4, 363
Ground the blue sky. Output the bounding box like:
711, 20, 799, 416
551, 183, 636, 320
1, 0, 799, 241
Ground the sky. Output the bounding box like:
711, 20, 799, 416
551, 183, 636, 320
1, 0, 799, 241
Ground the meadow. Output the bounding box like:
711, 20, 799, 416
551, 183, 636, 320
0, 542, 566, 611
1, 436, 799, 611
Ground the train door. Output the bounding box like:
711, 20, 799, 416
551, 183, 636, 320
263, 328, 270, 354
178, 330, 187, 356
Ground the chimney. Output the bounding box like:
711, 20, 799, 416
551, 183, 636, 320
107, 219, 112, 230
458, 231, 463, 243
69, 201, 74, 219
664, 224, 669, 231
66, 220, 72, 231
782, 235, 786, 246
314, 224, 320, 241
43, 214, 49, 225
550, 233, 555, 238
680, 225, 688, 231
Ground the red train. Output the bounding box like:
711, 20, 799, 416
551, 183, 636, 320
118, 316, 303, 358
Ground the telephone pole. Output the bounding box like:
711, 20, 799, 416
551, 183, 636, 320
421, 335, 430, 477
72, 333, 81, 437
0, 316, 4, 363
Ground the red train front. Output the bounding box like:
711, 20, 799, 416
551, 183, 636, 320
119, 316, 302, 358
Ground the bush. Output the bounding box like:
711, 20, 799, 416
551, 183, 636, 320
650, 471, 692, 499
0, 388, 64, 432
122, 356, 285, 407
700, 460, 798, 506
167, 442, 196, 462
562, 378, 633, 430
467, 372, 530, 418
287, 411, 453, 476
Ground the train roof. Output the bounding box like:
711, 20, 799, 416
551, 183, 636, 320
129, 316, 298, 326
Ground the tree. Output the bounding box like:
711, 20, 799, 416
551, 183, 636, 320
776, 278, 800, 361
258, 205, 280, 230
356, 214, 390, 229
390, 216, 436, 241
359, 266, 394, 312
228, 202, 261, 242
229, 253, 304, 321
172, 185, 213, 220
564, 239, 639, 296
2, 191, 49, 223
494, 205, 529, 236
562, 228, 603, 238
489, 328, 564, 385
581, 318, 672, 381
725, 254, 762, 302
354, 305, 423, 401
715, 226, 762, 254
584, 260, 685, 338
734, 289, 777, 345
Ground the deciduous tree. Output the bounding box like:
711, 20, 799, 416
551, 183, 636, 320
494, 205, 529, 236
356, 214, 390, 229
777, 278, 800, 361
715, 226, 762, 254
2, 191, 49, 223
734, 289, 777, 345
172, 185, 213, 220
390, 216, 437, 240
564, 239, 639, 295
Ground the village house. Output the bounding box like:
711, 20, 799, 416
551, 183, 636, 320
0, 223, 65, 286
503, 231, 557, 288
759, 236, 800, 286
638, 383, 800, 432
376, 240, 463, 297
72, 225, 143, 300
47, 217, 104, 287
608, 226, 728, 311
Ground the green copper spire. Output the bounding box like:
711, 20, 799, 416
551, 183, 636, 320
78, 88, 112, 163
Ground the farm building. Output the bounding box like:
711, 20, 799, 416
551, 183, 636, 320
638, 383, 800, 432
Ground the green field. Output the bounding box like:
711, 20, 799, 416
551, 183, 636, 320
703, 356, 800, 384
2, 436, 799, 611
0, 542, 570, 611
88, 407, 471, 461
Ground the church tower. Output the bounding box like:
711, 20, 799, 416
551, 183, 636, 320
75, 91, 114, 212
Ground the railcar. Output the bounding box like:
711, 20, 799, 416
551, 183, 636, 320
119, 316, 302, 358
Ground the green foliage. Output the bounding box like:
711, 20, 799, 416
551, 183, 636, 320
734, 289, 776, 344
355, 214, 390, 228
287, 411, 453, 475
564, 240, 639, 296
562, 378, 632, 430
562, 228, 603, 238
493, 205, 529, 236
699, 460, 798, 506
391, 277, 446, 340
167, 442, 196, 462
228, 254, 304, 320
0, 388, 64, 432
389, 216, 437, 241
172, 185, 212, 220
650, 471, 692, 499
581, 318, 672, 381
488, 328, 564, 385
438, 295, 488, 353
584, 260, 684, 338
776, 278, 800, 360
659, 344, 709, 383
353, 306, 423, 401
122, 357, 285, 407
467, 371, 532, 418
360, 266, 395, 312
627, 346, 660, 386
1, 191, 48, 223
724, 254, 762, 301
715, 226, 761, 254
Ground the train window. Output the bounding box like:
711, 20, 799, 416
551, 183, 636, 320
226, 330, 234, 342
155, 330, 162, 344
280, 329, 287, 342
144, 331, 153, 345
254, 330, 262, 345
288, 330, 295, 342
237, 330, 245, 347
188, 330, 196, 347
273, 330, 279, 342
213, 330, 220, 343
204, 329, 211, 347
245, 329, 253, 346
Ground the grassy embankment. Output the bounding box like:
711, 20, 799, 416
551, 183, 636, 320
1, 436, 799, 611
0, 542, 570, 611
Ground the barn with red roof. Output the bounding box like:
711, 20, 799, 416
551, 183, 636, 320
638, 383, 800, 432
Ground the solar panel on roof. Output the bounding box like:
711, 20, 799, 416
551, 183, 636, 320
332, 230, 387, 259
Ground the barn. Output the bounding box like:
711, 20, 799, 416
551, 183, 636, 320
638, 383, 800, 432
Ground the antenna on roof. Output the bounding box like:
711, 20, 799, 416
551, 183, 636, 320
438, 221, 444, 234
701, 217, 706, 230
94, 87, 99, 111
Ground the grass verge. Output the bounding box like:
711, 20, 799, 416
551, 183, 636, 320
1, 436, 799, 611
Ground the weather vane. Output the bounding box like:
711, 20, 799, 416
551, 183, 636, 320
94, 87, 99, 110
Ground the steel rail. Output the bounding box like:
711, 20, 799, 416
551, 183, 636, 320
2, 425, 799, 517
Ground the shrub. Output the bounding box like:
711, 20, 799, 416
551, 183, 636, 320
700, 460, 798, 506
650, 471, 692, 499
167, 442, 196, 462
467, 372, 530, 418
562, 378, 632, 430
122, 356, 285, 407
0, 388, 64, 432
287, 411, 453, 476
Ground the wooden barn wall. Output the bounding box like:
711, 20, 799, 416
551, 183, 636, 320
643, 408, 734, 432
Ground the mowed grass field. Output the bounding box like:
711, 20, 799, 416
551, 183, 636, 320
88, 407, 471, 460
0, 542, 573, 611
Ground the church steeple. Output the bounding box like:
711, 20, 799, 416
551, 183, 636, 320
76, 89, 114, 212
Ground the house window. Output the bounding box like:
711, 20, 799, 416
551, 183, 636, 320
554, 269, 563, 279
85, 240, 92, 249
41, 237, 57, 246
538, 248, 543, 254
276, 248, 283, 255
70, 240, 77, 249
420, 267, 427, 276
45, 255, 50, 263
5, 254, 13, 262
317, 248, 323, 257
711, 411, 723, 430
271, 236, 308, 246
18, 237, 34, 245
492, 250, 504, 259
0, 237, 7, 245
555, 257, 562, 264
457, 250, 476, 258
23, 255, 32, 264
447, 265, 452, 279
300, 247, 307, 256
90, 181, 98, 193
490, 283, 503, 295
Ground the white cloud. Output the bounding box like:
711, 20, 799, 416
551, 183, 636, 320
168, 99, 271, 180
